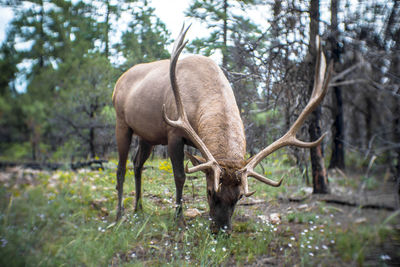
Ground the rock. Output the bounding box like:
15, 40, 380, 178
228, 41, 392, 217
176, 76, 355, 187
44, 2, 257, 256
355, 217, 367, 224
184, 208, 201, 218
269, 213, 281, 224
298, 204, 309, 210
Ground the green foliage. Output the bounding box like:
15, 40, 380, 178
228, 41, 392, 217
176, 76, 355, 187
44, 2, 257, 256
51, 54, 118, 158
117, 3, 170, 69
0, 0, 171, 160
0, 142, 31, 161
251, 108, 280, 127
0, 158, 272, 266
0, 157, 398, 266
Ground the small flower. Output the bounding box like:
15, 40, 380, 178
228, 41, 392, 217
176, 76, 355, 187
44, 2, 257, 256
1, 238, 7, 247
290, 237, 295, 241
380, 254, 391, 261
222, 247, 227, 252
211, 247, 216, 252
309, 252, 314, 257
288, 243, 292, 248
322, 245, 328, 250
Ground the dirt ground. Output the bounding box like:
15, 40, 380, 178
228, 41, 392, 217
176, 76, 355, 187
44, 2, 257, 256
234, 169, 400, 266
1, 166, 399, 266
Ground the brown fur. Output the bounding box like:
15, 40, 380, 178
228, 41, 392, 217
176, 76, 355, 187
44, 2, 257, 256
113, 55, 246, 163
113, 55, 247, 231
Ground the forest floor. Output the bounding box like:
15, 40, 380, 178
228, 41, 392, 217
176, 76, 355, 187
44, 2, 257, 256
0, 157, 399, 266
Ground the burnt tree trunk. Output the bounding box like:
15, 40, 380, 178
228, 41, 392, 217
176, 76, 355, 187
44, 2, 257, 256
328, 0, 345, 170
329, 86, 345, 169
309, 0, 329, 194
364, 95, 373, 149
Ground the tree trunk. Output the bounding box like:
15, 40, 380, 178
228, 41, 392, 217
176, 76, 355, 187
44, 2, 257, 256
364, 95, 372, 149
309, 0, 329, 194
105, 0, 110, 58
222, 0, 228, 69
328, 0, 345, 170
329, 86, 345, 169
89, 126, 95, 159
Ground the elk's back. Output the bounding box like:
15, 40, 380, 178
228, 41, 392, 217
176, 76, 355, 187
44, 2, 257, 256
112, 55, 246, 157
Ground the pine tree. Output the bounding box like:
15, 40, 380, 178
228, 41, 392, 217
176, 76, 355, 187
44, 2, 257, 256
116, 2, 170, 70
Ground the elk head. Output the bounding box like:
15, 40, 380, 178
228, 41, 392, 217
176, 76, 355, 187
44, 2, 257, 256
163, 25, 332, 233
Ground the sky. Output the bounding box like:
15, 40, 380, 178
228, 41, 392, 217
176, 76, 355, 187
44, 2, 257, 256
0, 6, 14, 44
0, 0, 205, 46
0, 0, 210, 92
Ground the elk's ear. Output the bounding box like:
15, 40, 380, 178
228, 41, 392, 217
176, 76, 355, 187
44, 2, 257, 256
185, 151, 206, 167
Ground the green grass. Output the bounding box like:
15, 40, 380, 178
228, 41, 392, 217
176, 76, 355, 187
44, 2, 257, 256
0, 157, 398, 266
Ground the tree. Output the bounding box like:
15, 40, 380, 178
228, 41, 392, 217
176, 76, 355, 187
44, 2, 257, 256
0, 33, 25, 151
1, 0, 110, 160
308, 0, 329, 193
186, 0, 260, 69
52, 55, 117, 159
116, 2, 170, 70
328, 0, 345, 170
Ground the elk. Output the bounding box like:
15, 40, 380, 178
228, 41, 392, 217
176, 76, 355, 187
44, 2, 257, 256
112, 25, 332, 233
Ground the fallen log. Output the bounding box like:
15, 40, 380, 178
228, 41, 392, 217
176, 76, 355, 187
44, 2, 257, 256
282, 193, 397, 212
319, 197, 396, 211
0, 159, 108, 171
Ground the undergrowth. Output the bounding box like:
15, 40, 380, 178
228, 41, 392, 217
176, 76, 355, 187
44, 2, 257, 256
0, 156, 398, 266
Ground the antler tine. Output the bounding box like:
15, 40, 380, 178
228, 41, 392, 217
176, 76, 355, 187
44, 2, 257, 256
162, 24, 221, 192
172, 23, 190, 57
241, 35, 332, 193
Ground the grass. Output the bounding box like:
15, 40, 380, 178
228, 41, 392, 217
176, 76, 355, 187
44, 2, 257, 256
0, 156, 399, 266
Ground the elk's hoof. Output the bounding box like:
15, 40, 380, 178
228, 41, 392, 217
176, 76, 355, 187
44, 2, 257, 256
176, 217, 186, 229
116, 208, 124, 221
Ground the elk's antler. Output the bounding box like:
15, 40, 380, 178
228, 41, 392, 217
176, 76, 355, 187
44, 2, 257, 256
162, 24, 222, 192
240, 36, 333, 196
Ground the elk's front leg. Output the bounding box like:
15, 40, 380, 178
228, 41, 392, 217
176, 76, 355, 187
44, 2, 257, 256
168, 136, 186, 227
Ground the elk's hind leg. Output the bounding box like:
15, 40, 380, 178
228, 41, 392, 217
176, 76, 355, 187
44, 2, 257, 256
115, 120, 133, 221
133, 139, 153, 211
